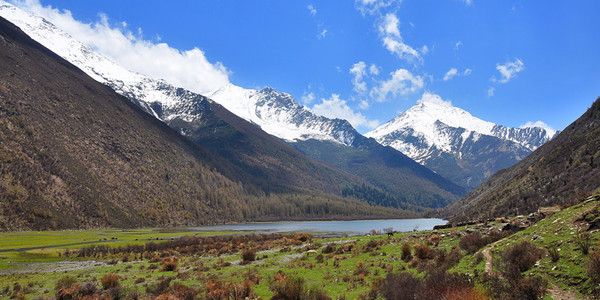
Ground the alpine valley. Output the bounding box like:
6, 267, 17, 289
0, 1, 466, 216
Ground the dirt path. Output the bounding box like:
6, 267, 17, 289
482, 242, 495, 275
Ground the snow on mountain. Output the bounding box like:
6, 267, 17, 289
365, 92, 558, 188
0, 2, 361, 147
0, 1, 213, 124
366, 92, 557, 163
208, 84, 359, 145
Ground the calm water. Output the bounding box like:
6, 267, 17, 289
189, 218, 447, 236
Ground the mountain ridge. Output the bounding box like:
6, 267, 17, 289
366, 93, 557, 188
441, 97, 600, 222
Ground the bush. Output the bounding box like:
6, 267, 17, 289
502, 241, 543, 272
414, 244, 430, 260
55, 276, 77, 290
241, 248, 256, 262
161, 259, 178, 271
379, 272, 423, 299
588, 249, 600, 284
401, 243, 412, 262
575, 231, 592, 254
101, 273, 120, 290
270, 271, 308, 300
547, 246, 560, 262
459, 233, 487, 254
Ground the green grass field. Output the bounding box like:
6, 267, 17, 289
0, 196, 599, 299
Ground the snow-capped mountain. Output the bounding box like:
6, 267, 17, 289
208, 84, 359, 145
0, 1, 215, 125
366, 93, 558, 188
0, 2, 468, 209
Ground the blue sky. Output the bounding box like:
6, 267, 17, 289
21, 0, 600, 133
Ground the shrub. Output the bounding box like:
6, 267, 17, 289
55, 276, 77, 290
547, 246, 560, 262
588, 249, 600, 284
147, 278, 172, 296
379, 272, 423, 299
502, 241, 543, 272
101, 274, 120, 290
241, 248, 256, 262
575, 231, 592, 254
270, 271, 307, 300
161, 259, 178, 271
414, 244, 430, 260
401, 243, 412, 262
459, 233, 487, 254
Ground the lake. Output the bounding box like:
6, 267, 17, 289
188, 218, 447, 236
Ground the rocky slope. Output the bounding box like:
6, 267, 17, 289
441, 97, 600, 222
366, 93, 557, 189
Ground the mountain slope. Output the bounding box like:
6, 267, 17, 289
441, 97, 600, 222
366, 93, 557, 189
0, 16, 416, 230
209, 84, 465, 208
0, 2, 465, 211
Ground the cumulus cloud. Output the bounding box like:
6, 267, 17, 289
463, 68, 472, 75
520, 120, 555, 132
301, 92, 316, 105
350, 61, 368, 93
417, 92, 453, 106
312, 94, 380, 129
495, 58, 525, 83
443, 68, 458, 81
378, 13, 421, 62
12, 0, 230, 95
307, 4, 317, 16
487, 87, 495, 97
371, 68, 424, 102
460, 0, 473, 6
369, 64, 380, 75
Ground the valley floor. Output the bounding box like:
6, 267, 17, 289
1, 195, 599, 299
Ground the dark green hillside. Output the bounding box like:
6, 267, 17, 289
442, 97, 600, 222
0, 17, 407, 231
291, 139, 465, 210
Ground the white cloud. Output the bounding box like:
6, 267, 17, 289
421, 45, 429, 55
520, 120, 555, 132
307, 4, 317, 16
355, 0, 396, 16
378, 13, 421, 62
349, 61, 368, 93
359, 100, 370, 110
463, 68, 472, 75
454, 41, 462, 50
371, 68, 424, 102
12, 0, 231, 95
495, 58, 525, 83
417, 92, 453, 106
301, 92, 316, 105
369, 64, 380, 75
487, 87, 495, 97
459, 0, 473, 6
317, 28, 328, 39
443, 68, 458, 81
312, 94, 379, 129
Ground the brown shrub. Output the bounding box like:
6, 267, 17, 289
401, 243, 412, 262
379, 272, 422, 299
241, 248, 256, 262
588, 249, 600, 284
161, 260, 178, 272
55, 276, 77, 291
502, 241, 543, 272
414, 244, 430, 260
100, 273, 120, 290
